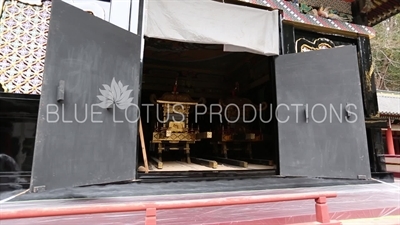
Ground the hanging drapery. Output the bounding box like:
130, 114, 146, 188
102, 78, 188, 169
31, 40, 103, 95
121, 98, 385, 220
144, 0, 280, 56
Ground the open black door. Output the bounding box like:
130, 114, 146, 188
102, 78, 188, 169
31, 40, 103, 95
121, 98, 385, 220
30, 0, 141, 192
274, 46, 371, 179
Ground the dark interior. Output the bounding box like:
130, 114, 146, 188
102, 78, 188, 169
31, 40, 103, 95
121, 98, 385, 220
139, 38, 278, 174
0, 93, 39, 190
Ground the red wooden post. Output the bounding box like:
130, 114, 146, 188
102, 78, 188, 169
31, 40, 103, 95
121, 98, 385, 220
145, 208, 157, 225
315, 197, 330, 223
387, 127, 395, 155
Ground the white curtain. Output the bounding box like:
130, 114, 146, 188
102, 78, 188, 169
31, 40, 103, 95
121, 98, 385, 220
144, 0, 280, 56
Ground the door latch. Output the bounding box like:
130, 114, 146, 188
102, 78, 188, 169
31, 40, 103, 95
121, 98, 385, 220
57, 80, 65, 103
304, 107, 309, 123
345, 103, 350, 118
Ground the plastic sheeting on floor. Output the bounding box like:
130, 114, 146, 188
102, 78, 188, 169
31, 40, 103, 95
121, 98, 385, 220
1, 181, 399, 225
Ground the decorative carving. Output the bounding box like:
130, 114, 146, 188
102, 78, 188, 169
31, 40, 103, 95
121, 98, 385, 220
297, 0, 353, 22
298, 0, 352, 14
295, 38, 335, 53
361, 0, 375, 13
309, 6, 351, 22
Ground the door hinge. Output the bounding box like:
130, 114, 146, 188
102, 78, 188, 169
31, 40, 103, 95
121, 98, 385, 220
357, 175, 367, 180
32, 185, 46, 193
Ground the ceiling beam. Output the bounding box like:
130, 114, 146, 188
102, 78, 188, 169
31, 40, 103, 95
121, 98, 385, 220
144, 63, 227, 76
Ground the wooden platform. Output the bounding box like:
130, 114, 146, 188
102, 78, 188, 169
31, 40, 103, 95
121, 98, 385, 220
147, 160, 274, 172
384, 155, 400, 177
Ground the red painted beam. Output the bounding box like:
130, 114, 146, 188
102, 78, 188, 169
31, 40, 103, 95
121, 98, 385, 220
0, 192, 337, 220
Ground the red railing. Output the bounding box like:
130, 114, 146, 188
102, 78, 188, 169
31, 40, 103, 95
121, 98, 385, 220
0, 192, 341, 225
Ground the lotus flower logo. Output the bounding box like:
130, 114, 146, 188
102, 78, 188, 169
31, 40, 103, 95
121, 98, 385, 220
96, 78, 134, 110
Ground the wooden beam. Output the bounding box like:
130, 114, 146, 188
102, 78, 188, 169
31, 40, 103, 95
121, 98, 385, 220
150, 156, 163, 169
365, 118, 389, 128
144, 71, 221, 81
239, 158, 274, 166
382, 127, 400, 131
208, 156, 248, 168
143, 77, 223, 90
138, 119, 149, 173
147, 161, 155, 171
284, 21, 372, 39
246, 133, 255, 140
196, 132, 213, 139
145, 63, 227, 75
141, 84, 227, 99
190, 157, 218, 169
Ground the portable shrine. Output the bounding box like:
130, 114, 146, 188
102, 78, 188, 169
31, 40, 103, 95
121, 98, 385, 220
212, 82, 268, 162
149, 81, 211, 169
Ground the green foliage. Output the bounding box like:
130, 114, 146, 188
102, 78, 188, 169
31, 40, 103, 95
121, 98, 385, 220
299, 3, 313, 14
371, 14, 400, 91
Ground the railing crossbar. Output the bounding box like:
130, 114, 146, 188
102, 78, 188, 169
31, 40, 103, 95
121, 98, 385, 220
0, 191, 341, 225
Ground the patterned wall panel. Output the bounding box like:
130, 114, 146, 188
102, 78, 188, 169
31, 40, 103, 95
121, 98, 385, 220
0, 0, 51, 95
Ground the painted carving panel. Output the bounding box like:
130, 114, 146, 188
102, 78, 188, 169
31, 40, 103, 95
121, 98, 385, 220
295, 38, 335, 53
298, 0, 352, 14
